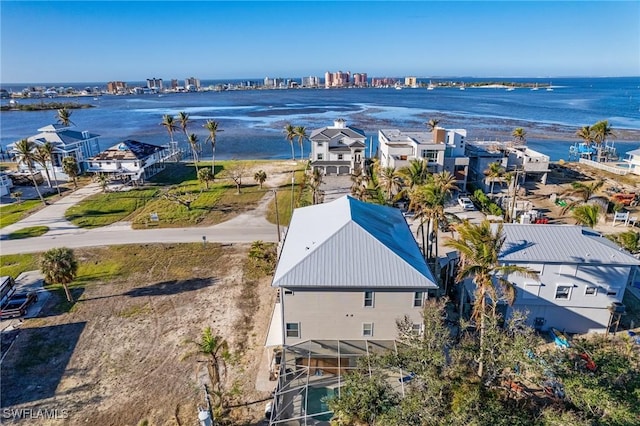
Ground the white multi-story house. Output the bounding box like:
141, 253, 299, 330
458, 224, 640, 334
623, 148, 640, 175
86, 140, 168, 184
378, 127, 469, 191
309, 119, 367, 175
9, 124, 101, 180
268, 195, 438, 346
0, 172, 13, 197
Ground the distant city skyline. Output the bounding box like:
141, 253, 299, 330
1, 1, 638, 84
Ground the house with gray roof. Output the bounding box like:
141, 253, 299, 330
9, 123, 100, 180
309, 119, 367, 175
86, 140, 168, 183
459, 224, 640, 334
268, 195, 438, 346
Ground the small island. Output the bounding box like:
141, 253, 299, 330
1, 101, 94, 112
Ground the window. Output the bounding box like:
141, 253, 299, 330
362, 323, 374, 337
585, 286, 597, 296
555, 285, 572, 300
606, 288, 619, 297
364, 291, 374, 307
413, 291, 424, 307
523, 283, 541, 299
412, 323, 423, 335
420, 150, 439, 162
284, 290, 294, 295
338, 154, 343, 160
317, 153, 323, 160
286, 323, 300, 338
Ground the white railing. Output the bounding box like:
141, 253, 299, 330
578, 158, 629, 175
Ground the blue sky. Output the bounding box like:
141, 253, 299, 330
1, 1, 638, 83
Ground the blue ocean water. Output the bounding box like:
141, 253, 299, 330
1, 77, 639, 162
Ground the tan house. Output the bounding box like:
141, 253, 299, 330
268, 195, 438, 346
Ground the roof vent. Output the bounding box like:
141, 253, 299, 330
117, 143, 127, 151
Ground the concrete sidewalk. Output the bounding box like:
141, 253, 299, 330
0, 183, 102, 237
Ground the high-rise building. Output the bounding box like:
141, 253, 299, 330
146, 78, 163, 91
404, 76, 417, 88
185, 77, 200, 89
301, 76, 320, 87
106, 81, 127, 94
170, 79, 179, 90
353, 73, 368, 87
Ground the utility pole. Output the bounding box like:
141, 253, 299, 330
510, 167, 520, 223
272, 189, 281, 242
290, 172, 295, 221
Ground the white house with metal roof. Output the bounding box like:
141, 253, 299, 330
269, 195, 438, 346
459, 224, 640, 334
623, 148, 640, 175
9, 123, 100, 180
86, 140, 168, 184
309, 119, 367, 175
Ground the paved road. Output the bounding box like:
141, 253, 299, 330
0, 185, 280, 255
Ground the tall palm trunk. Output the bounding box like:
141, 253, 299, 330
27, 164, 46, 205
50, 159, 61, 195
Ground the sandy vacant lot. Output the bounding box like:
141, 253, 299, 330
1, 243, 277, 426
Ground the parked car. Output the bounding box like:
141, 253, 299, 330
0, 291, 37, 320
458, 197, 475, 210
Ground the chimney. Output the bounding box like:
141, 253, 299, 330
82, 131, 89, 139
333, 118, 346, 129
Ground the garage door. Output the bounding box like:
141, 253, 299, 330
338, 166, 350, 175
326, 166, 337, 175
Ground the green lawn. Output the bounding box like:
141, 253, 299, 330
65, 188, 159, 228
7, 226, 49, 239
0, 253, 39, 278
0, 199, 46, 228
266, 169, 306, 227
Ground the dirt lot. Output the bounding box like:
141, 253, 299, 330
1, 244, 277, 426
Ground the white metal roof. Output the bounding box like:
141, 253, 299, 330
498, 224, 640, 265
272, 196, 437, 289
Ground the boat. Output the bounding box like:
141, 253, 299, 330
549, 327, 570, 348
506, 85, 515, 91
427, 81, 435, 91
459, 83, 466, 91
531, 83, 539, 91
546, 82, 554, 91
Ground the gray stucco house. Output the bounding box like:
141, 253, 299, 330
459, 224, 640, 334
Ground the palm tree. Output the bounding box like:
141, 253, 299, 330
94, 173, 110, 192
253, 169, 267, 189
62, 156, 80, 189
13, 139, 46, 205
187, 133, 200, 174
561, 180, 604, 213
425, 118, 440, 132
483, 162, 505, 194
294, 126, 309, 161
445, 220, 538, 377
378, 166, 404, 203
575, 126, 593, 147
572, 204, 601, 228
40, 141, 61, 195
204, 120, 222, 176
308, 168, 324, 204
192, 327, 230, 408
34, 145, 53, 188
198, 168, 213, 190
41, 247, 78, 302
56, 108, 74, 126
161, 114, 178, 150
177, 111, 190, 136
591, 120, 615, 162
283, 123, 296, 161
511, 127, 527, 145
399, 159, 429, 188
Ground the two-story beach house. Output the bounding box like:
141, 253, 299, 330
458, 224, 640, 334
623, 148, 640, 175
378, 127, 469, 191
86, 140, 168, 184
9, 124, 101, 180
265, 195, 438, 424
268, 195, 438, 346
309, 119, 367, 175
465, 140, 550, 192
